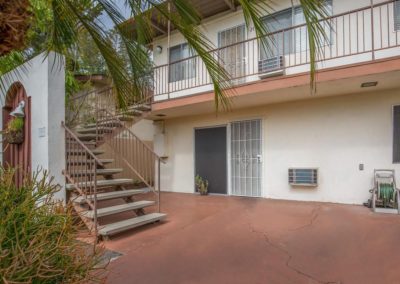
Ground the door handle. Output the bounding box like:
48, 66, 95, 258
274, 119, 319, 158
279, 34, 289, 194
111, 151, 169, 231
257, 154, 262, 163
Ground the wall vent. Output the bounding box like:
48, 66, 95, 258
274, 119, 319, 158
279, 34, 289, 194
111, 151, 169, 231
288, 168, 318, 187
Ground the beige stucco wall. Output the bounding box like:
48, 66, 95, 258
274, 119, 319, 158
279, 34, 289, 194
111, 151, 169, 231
155, 88, 400, 205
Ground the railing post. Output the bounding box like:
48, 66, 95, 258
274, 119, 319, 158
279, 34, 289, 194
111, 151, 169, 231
93, 161, 98, 245
167, 2, 171, 100
158, 158, 161, 213
95, 92, 99, 145
370, 0, 375, 60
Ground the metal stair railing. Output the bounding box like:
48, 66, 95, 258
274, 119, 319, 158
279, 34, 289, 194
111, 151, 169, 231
62, 122, 102, 238
95, 108, 162, 212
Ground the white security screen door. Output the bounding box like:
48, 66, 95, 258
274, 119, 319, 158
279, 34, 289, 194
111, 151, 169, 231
231, 120, 262, 197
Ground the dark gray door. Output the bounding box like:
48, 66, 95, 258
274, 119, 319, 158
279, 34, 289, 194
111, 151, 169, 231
195, 127, 227, 194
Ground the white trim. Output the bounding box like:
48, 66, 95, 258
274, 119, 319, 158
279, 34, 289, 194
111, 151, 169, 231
229, 118, 263, 198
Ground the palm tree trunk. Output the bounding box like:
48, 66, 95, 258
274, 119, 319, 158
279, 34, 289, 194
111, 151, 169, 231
0, 0, 31, 56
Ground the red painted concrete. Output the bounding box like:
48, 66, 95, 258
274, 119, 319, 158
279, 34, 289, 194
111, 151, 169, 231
105, 193, 400, 284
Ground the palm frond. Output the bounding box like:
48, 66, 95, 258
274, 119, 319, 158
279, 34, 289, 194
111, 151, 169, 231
299, 0, 331, 92
149, 0, 233, 111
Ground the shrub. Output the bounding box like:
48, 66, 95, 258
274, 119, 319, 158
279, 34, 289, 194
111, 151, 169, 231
0, 168, 107, 283
7, 117, 24, 131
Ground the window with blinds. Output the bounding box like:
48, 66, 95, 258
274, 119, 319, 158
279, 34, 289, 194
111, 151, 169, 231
218, 25, 246, 83
395, 0, 400, 31
169, 43, 196, 83
393, 105, 400, 163
259, 0, 333, 72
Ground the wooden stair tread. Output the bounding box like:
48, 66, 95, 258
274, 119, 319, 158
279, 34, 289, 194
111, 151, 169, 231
99, 213, 166, 236
84, 121, 122, 128
120, 109, 143, 116
76, 127, 114, 134
82, 200, 155, 218
66, 178, 133, 190
72, 188, 149, 204
67, 149, 104, 155
75, 133, 103, 141
69, 168, 123, 177
67, 158, 113, 165
131, 104, 151, 111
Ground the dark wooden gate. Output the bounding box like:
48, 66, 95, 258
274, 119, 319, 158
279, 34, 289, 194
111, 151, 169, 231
2, 83, 31, 187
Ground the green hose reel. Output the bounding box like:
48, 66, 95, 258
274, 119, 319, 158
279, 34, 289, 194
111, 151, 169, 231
379, 183, 397, 207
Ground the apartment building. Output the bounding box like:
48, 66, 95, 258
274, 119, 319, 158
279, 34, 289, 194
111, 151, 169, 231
128, 0, 400, 204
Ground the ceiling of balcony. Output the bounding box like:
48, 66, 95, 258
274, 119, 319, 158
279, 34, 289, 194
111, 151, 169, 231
123, 0, 238, 43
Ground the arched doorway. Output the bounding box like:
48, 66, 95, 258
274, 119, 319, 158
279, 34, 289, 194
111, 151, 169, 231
2, 83, 31, 186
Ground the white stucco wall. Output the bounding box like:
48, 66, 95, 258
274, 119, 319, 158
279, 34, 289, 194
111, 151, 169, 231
0, 52, 66, 201
130, 119, 155, 142
155, 88, 400, 205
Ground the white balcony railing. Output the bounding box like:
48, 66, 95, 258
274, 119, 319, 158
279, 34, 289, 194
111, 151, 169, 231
152, 0, 400, 101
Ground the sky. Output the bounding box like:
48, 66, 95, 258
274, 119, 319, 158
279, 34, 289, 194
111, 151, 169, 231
100, 1, 132, 30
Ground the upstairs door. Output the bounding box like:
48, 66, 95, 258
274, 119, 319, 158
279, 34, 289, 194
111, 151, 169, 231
231, 120, 262, 197
195, 127, 227, 194
218, 25, 246, 84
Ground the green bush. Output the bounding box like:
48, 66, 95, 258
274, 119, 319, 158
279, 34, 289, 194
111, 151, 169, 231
7, 117, 24, 132
0, 168, 107, 283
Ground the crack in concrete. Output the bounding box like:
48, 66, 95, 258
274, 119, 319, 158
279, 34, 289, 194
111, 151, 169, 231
248, 224, 341, 284
290, 205, 321, 232
246, 207, 341, 284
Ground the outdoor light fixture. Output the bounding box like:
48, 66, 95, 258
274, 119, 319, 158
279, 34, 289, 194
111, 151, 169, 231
361, 81, 378, 88
10, 100, 25, 118
155, 45, 163, 54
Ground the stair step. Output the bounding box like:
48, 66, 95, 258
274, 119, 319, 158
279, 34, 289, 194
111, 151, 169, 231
68, 141, 97, 148
82, 200, 155, 218
132, 104, 151, 111
84, 120, 123, 128
73, 188, 149, 204
75, 133, 103, 141
69, 168, 123, 177
66, 178, 134, 190
76, 127, 114, 134
121, 109, 143, 116
117, 114, 136, 121
67, 149, 104, 156
67, 158, 114, 166
99, 213, 166, 236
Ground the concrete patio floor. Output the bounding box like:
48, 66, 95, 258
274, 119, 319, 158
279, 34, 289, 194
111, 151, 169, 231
105, 192, 400, 284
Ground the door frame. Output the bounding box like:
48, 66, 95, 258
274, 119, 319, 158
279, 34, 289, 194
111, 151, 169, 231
193, 124, 229, 195
227, 117, 264, 197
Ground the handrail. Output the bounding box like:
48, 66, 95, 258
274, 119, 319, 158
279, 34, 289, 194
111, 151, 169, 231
95, 108, 161, 212
62, 121, 104, 168
103, 108, 159, 157
62, 121, 99, 239
154, 0, 397, 68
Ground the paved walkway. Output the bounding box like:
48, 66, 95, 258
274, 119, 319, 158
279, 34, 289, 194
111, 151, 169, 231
105, 192, 400, 284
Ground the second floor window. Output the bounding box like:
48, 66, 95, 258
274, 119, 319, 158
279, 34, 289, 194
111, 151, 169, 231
260, 0, 333, 61
169, 43, 196, 83
395, 0, 400, 31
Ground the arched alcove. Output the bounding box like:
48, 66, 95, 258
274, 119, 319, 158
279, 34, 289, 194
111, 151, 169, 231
3, 82, 31, 186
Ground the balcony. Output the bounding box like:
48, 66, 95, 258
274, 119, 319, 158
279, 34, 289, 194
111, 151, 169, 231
152, 0, 400, 102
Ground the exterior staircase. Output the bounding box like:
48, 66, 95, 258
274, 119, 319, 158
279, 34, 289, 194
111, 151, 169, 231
63, 87, 166, 240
